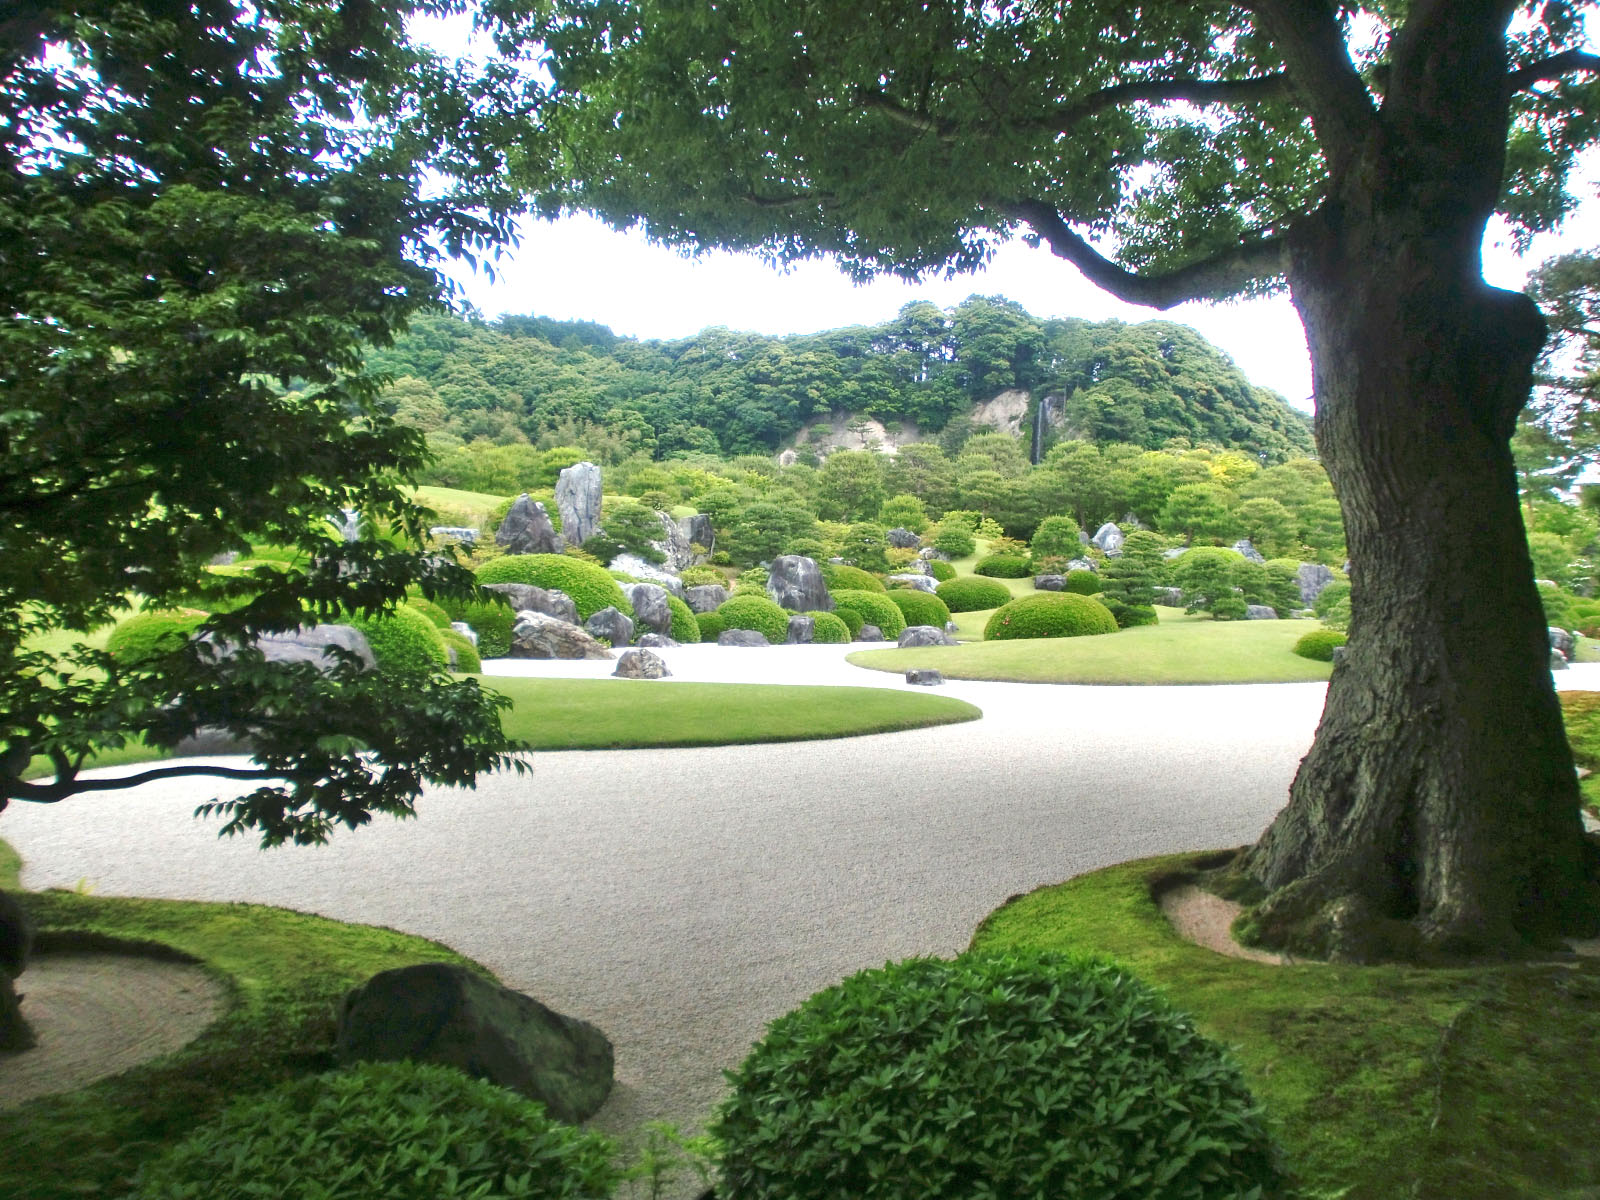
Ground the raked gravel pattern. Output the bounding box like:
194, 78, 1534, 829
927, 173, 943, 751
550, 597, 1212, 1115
6, 645, 1597, 1173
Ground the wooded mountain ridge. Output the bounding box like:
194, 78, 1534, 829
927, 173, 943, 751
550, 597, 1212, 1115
368, 295, 1314, 465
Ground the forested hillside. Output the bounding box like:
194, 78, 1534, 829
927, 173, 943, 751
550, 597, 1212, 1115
368, 295, 1313, 466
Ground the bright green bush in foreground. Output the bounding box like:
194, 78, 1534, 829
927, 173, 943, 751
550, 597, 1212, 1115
713, 953, 1287, 1200
936, 576, 1013, 612
127, 1061, 619, 1200
665, 594, 702, 643
831, 589, 907, 638
805, 610, 851, 643
1292, 628, 1347, 661
345, 604, 450, 674
985, 592, 1118, 641
475, 554, 633, 620
716, 593, 791, 643
885, 588, 952, 629
105, 609, 208, 664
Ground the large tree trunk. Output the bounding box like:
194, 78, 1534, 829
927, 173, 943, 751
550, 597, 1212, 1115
1239, 207, 1600, 961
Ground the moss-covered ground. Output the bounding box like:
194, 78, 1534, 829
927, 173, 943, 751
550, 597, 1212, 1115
850, 608, 1334, 684
971, 853, 1600, 1199
411, 484, 508, 529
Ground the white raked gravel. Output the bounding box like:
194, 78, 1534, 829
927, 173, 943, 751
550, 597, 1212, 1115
5, 645, 1598, 1179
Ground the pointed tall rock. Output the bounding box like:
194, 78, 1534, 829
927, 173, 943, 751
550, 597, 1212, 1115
555, 462, 603, 548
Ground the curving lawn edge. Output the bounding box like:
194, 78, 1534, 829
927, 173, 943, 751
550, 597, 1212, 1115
971, 853, 1600, 1199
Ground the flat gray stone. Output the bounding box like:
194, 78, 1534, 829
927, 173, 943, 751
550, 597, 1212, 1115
483, 583, 579, 626
905, 668, 944, 686
899, 625, 957, 647
510, 612, 613, 660
717, 629, 771, 647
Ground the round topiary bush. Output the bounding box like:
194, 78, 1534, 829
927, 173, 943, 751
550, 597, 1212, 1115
694, 610, 727, 641
831, 589, 907, 638
936, 576, 1013, 613
405, 595, 452, 628
713, 953, 1288, 1200
1100, 598, 1160, 629
924, 558, 956, 583
665, 594, 702, 643
929, 523, 976, 558
806, 610, 851, 643
439, 628, 481, 673
1064, 569, 1103, 594
984, 592, 1119, 641
974, 553, 1032, 578
1293, 628, 1348, 661
127, 1061, 620, 1200
475, 554, 634, 621
821, 562, 886, 592
717, 593, 790, 643
346, 604, 450, 673
106, 609, 208, 664
832, 604, 864, 638
885, 588, 952, 629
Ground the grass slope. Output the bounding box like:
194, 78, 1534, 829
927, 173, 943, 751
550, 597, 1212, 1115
492, 678, 980, 748
411, 484, 507, 528
850, 608, 1334, 684
971, 854, 1600, 1199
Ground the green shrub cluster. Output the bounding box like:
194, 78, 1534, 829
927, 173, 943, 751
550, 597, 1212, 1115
695, 610, 727, 641
404, 595, 452, 628
832, 604, 864, 638
831, 589, 907, 638
713, 953, 1287, 1200
716, 593, 791, 643
821, 562, 886, 592
1312, 579, 1350, 619
1030, 515, 1083, 560
885, 588, 952, 629
440, 628, 482, 673
929, 522, 977, 558
665, 594, 702, 643
127, 1061, 619, 1200
678, 565, 723, 588
805, 610, 851, 643
448, 598, 516, 658
974, 553, 1032, 578
105, 609, 208, 664
936, 576, 1013, 612
1064, 569, 1103, 594
346, 604, 450, 674
475, 554, 634, 621
1292, 628, 1347, 661
924, 558, 957, 582
985, 592, 1118, 641
1100, 598, 1160, 629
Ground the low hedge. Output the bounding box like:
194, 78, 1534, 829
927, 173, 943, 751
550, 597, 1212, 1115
885, 588, 952, 629
665, 594, 702, 643
806, 611, 851, 643
936, 576, 1013, 613
821, 563, 886, 592
345, 605, 450, 674
105, 609, 209, 664
713, 952, 1287, 1200
974, 553, 1032, 578
1064, 569, 1104, 594
831, 589, 907, 639
1293, 628, 1348, 661
716, 593, 791, 643
475, 554, 634, 621
127, 1061, 620, 1200
984, 592, 1119, 641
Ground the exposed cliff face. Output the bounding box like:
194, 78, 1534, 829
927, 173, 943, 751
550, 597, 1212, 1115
781, 414, 926, 460
784, 389, 1081, 461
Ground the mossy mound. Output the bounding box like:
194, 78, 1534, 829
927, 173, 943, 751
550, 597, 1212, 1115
821, 563, 886, 592
984, 592, 1119, 641
831, 589, 907, 639
1292, 628, 1347, 661
716, 594, 790, 643
805, 611, 851, 643
665, 594, 701, 643
936, 576, 1013, 612
345, 604, 450, 673
974, 553, 1032, 578
475, 554, 634, 621
105, 609, 209, 664
885, 588, 952, 629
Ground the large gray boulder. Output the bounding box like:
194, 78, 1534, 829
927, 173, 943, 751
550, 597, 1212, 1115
510, 612, 613, 660
483, 582, 579, 626
1233, 539, 1267, 564
899, 625, 957, 647
1064, 557, 1097, 574
1296, 563, 1337, 606
786, 615, 816, 644
1245, 604, 1278, 620
613, 648, 671, 679
1091, 522, 1125, 556
585, 606, 635, 648
651, 511, 695, 572
858, 624, 885, 642
767, 555, 833, 612
611, 554, 687, 598
255, 624, 377, 672
1551, 627, 1577, 661
886, 527, 921, 549
1034, 574, 1066, 592
337, 963, 613, 1124
685, 584, 730, 614
677, 513, 714, 554
622, 583, 673, 638
637, 632, 677, 649
555, 461, 603, 547
495, 494, 564, 554
887, 573, 938, 593
717, 629, 770, 647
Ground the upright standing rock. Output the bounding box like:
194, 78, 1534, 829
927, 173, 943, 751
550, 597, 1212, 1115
1091, 522, 1125, 556
652, 511, 695, 571
767, 555, 833, 612
622, 583, 673, 638
1296, 562, 1336, 607
685, 584, 729, 614
555, 462, 603, 548
677, 513, 714, 555
495, 493, 564, 554
585, 606, 635, 648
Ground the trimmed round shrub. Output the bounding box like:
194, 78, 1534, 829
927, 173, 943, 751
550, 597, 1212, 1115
1064, 568, 1103, 595
1100, 599, 1160, 629
717, 593, 790, 643
924, 557, 956, 583
475, 554, 634, 621
713, 953, 1287, 1200
833, 604, 864, 638
831, 589, 907, 638
936, 576, 1013, 613
346, 604, 450, 673
885, 588, 952, 629
1293, 628, 1348, 661
974, 553, 1032, 578
821, 562, 886, 592
806, 610, 851, 643
439, 628, 481, 673
405, 595, 452, 628
665, 594, 701, 643
106, 609, 208, 664
695, 610, 727, 641
985, 592, 1119, 641
929, 523, 977, 558
127, 1061, 619, 1200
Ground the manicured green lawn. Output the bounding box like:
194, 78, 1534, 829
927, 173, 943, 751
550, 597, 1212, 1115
972, 854, 1600, 1199
850, 608, 1334, 684
411, 484, 507, 528
492, 678, 980, 748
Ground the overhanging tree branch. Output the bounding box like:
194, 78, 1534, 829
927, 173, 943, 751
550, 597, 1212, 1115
1509, 49, 1600, 92
6, 762, 281, 805
1248, 0, 1379, 170
1005, 199, 1288, 309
